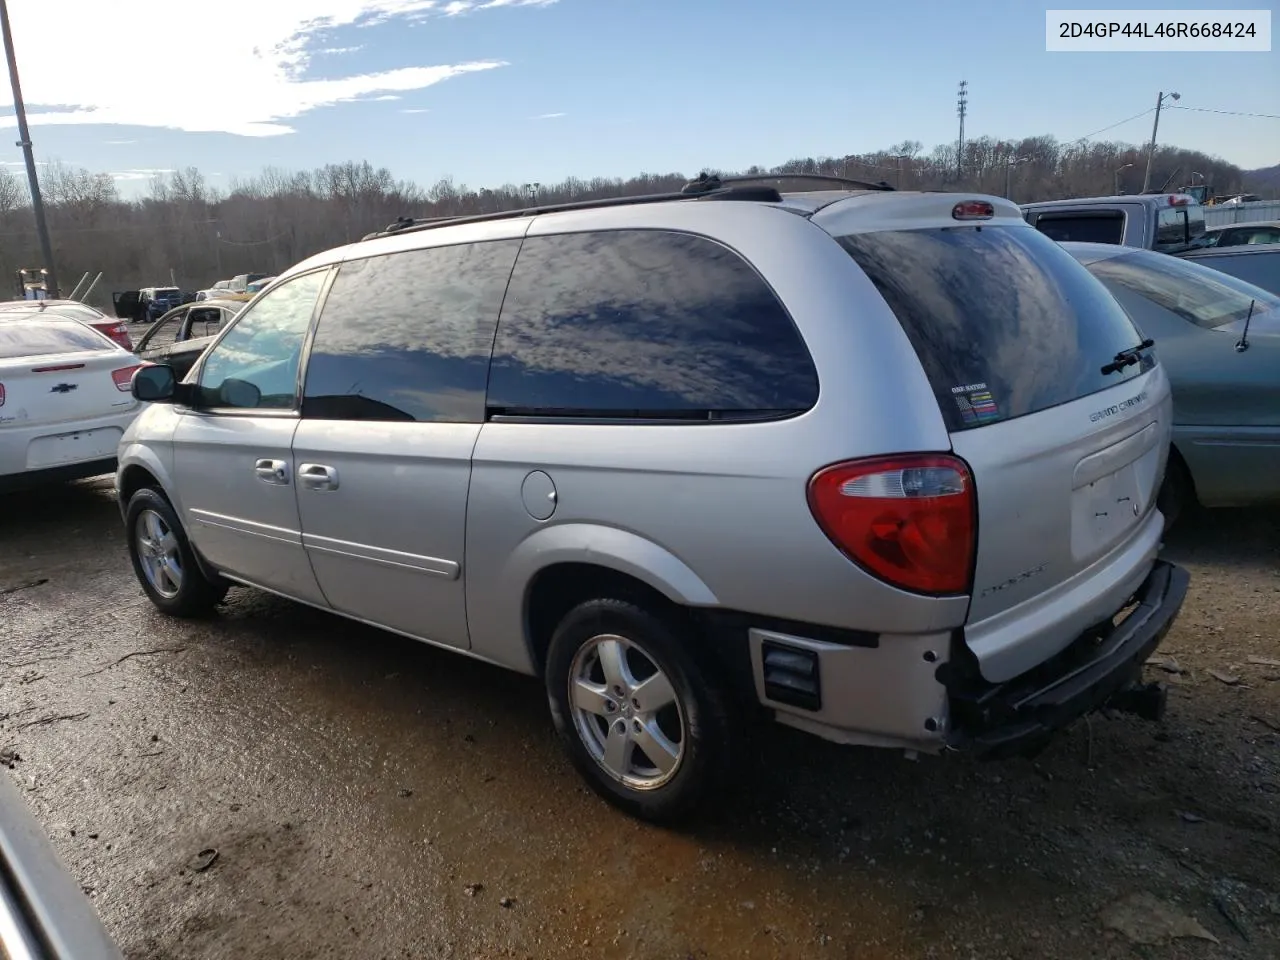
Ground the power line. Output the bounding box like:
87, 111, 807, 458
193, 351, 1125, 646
1068, 107, 1156, 143
1169, 105, 1280, 120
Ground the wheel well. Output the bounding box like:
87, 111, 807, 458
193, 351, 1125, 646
118, 464, 160, 504
525, 563, 682, 675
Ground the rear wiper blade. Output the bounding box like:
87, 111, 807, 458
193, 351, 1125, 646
1100, 338, 1155, 375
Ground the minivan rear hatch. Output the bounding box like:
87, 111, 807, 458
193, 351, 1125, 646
821, 199, 1169, 682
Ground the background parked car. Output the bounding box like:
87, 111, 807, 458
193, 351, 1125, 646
132, 299, 241, 379
139, 287, 184, 322
244, 275, 276, 295
1175, 245, 1280, 295
1204, 219, 1280, 248
0, 314, 147, 490
228, 272, 268, 293
1021, 193, 1209, 252
1064, 241, 1280, 522
0, 299, 133, 350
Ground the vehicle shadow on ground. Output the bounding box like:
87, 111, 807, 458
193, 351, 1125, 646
1161, 504, 1280, 568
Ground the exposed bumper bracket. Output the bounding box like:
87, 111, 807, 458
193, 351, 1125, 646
947, 559, 1189, 758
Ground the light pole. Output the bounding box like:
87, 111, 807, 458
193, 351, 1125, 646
1140, 90, 1180, 193
1005, 157, 1029, 200
1114, 162, 1134, 195
0, 0, 58, 298
894, 153, 911, 190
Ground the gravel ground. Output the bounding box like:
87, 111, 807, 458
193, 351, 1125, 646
2, 478, 1277, 960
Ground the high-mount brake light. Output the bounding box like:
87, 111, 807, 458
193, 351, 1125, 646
1168, 195, 1190, 206
807, 455, 977, 595
952, 200, 995, 221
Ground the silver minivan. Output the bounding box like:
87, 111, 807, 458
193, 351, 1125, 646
117, 177, 1190, 822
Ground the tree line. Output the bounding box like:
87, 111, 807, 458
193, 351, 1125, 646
0, 133, 1265, 309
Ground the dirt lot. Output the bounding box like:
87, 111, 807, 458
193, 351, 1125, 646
2, 478, 1277, 960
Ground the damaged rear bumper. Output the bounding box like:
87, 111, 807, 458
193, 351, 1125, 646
946, 559, 1190, 757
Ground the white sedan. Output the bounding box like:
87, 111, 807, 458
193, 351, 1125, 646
0, 315, 148, 490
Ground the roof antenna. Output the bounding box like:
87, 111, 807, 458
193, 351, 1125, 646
1235, 299, 1255, 353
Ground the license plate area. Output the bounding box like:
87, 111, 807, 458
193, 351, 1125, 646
26, 426, 121, 468
1071, 462, 1146, 559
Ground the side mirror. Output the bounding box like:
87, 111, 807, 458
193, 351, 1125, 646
132, 363, 176, 402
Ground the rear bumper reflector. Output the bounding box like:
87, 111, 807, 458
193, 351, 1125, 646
761, 640, 822, 712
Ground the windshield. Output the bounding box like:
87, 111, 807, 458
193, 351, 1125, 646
1083, 248, 1280, 331
838, 225, 1148, 433
0, 321, 112, 359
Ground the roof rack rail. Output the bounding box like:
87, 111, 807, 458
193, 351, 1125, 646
681, 172, 895, 194
361, 183, 785, 241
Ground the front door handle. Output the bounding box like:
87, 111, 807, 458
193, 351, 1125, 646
298, 463, 339, 492
255, 458, 290, 485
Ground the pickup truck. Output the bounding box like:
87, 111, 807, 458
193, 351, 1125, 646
1020, 193, 1210, 254
0, 772, 122, 959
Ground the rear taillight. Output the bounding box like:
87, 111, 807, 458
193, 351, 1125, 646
112, 364, 146, 392
0, 383, 5, 407
807, 455, 977, 595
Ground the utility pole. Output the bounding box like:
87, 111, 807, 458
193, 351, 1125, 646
956, 81, 968, 181
1141, 90, 1180, 194
0, 0, 57, 298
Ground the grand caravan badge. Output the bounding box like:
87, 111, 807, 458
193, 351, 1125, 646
1089, 390, 1149, 424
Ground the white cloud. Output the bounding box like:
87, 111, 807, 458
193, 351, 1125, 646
105, 139, 136, 145
0, 1, 556, 137
444, 0, 557, 14
111, 168, 175, 181
532, 112, 565, 120
400, 108, 431, 114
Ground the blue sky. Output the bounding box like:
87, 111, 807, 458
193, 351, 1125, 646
1, 0, 1276, 197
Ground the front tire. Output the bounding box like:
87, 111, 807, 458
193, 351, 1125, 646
545, 598, 738, 824
125, 487, 227, 617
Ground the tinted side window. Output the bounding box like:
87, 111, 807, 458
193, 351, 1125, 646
1032, 212, 1125, 245
196, 269, 326, 410
487, 230, 817, 419
302, 240, 520, 423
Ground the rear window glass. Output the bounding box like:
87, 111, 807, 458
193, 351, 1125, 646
0, 321, 111, 359
1154, 206, 1207, 253
1178, 251, 1280, 294
1086, 248, 1280, 330
838, 226, 1148, 432
1031, 212, 1124, 245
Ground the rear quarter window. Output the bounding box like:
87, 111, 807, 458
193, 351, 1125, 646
838, 225, 1149, 432
487, 229, 818, 420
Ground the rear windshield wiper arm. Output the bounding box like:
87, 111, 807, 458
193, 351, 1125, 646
1101, 338, 1155, 375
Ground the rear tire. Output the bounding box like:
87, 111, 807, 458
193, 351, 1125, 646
1157, 452, 1195, 532
545, 598, 738, 824
126, 487, 228, 617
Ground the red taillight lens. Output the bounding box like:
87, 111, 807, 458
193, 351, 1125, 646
0, 383, 5, 407
807, 455, 977, 595
952, 200, 994, 221
112, 364, 145, 392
